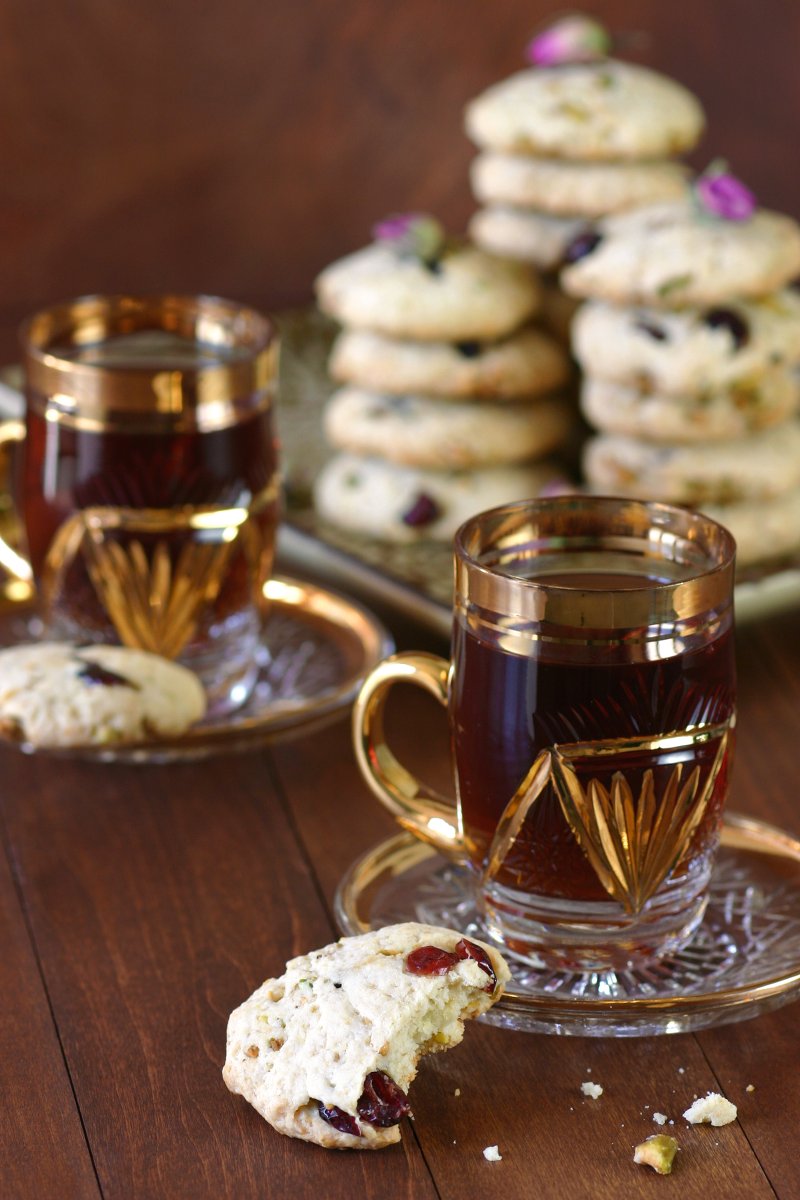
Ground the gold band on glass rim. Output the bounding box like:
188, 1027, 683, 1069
20, 294, 277, 430
454, 495, 736, 640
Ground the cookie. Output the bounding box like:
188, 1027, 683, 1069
704, 489, 800, 567
315, 241, 540, 341
313, 453, 561, 542
581, 370, 799, 443
583, 420, 800, 504
329, 325, 570, 400
471, 153, 689, 218
561, 202, 800, 307
572, 292, 800, 395
0, 642, 206, 748
464, 60, 704, 160
223, 923, 510, 1150
323, 387, 573, 469
469, 205, 586, 271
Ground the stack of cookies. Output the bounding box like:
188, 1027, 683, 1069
313, 222, 574, 542
464, 47, 705, 340
561, 191, 800, 567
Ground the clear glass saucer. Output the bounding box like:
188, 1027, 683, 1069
0, 576, 393, 762
335, 814, 800, 1037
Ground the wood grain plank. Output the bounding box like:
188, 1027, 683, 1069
0, 827, 101, 1200
0, 749, 437, 1200
411, 1026, 774, 1200
692, 612, 800, 1200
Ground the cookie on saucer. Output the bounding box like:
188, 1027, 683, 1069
0, 642, 206, 748
471, 153, 689, 218
583, 420, 800, 504
315, 240, 540, 342
223, 922, 510, 1149
561, 201, 800, 307
464, 60, 704, 160
329, 325, 570, 400
581, 370, 799, 443
324, 387, 572, 469
572, 292, 800, 395
314, 453, 560, 542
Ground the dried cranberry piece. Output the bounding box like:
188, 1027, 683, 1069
703, 307, 749, 350
357, 1071, 411, 1127
317, 1101, 361, 1137
406, 945, 459, 975
633, 318, 668, 342
455, 339, 482, 358
455, 938, 497, 993
77, 661, 137, 689
401, 492, 440, 528
563, 230, 603, 265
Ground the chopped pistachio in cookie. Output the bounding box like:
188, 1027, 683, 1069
471, 153, 689, 219
223, 923, 510, 1150
315, 240, 540, 342
323, 386, 573, 470
0, 642, 206, 748
561, 201, 800, 307
464, 60, 704, 160
329, 325, 571, 400
580, 370, 799, 444
313, 453, 561, 543
572, 292, 800, 395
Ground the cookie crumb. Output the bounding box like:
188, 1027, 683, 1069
581, 1081, 603, 1100
483, 1145, 502, 1162
746, 1084, 755, 1093
454, 1088, 461, 1097
678, 1067, 685, 1074
653, 1112, 668, 1125
683, 1092, 738, 1126
634, 1134, 679, 1175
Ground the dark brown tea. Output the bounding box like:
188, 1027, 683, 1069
18, 393, 278, 643
19, 398, 278, 648
451, 570, 736, 903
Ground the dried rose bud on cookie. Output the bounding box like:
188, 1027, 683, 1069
223, 922, 510, 1149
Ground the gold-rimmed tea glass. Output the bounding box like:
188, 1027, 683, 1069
354, 496, 737, 971
1, 294, 280, 715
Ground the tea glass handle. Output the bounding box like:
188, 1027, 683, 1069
0, 419, 33, 589
352, 651, 468, 864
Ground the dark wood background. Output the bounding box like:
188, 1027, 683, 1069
0, 0, 798, 358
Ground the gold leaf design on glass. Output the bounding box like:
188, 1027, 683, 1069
484, 721, 732, 915
81, 531, 235, 659
39, 482, 277, 659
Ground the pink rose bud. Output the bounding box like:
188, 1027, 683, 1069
372, 213, 445, 264
372, 213, 424, 243
695, 169, 756, 222
526, 15, 611, 66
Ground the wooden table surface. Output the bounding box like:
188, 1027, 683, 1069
1, 583, 799, 1200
